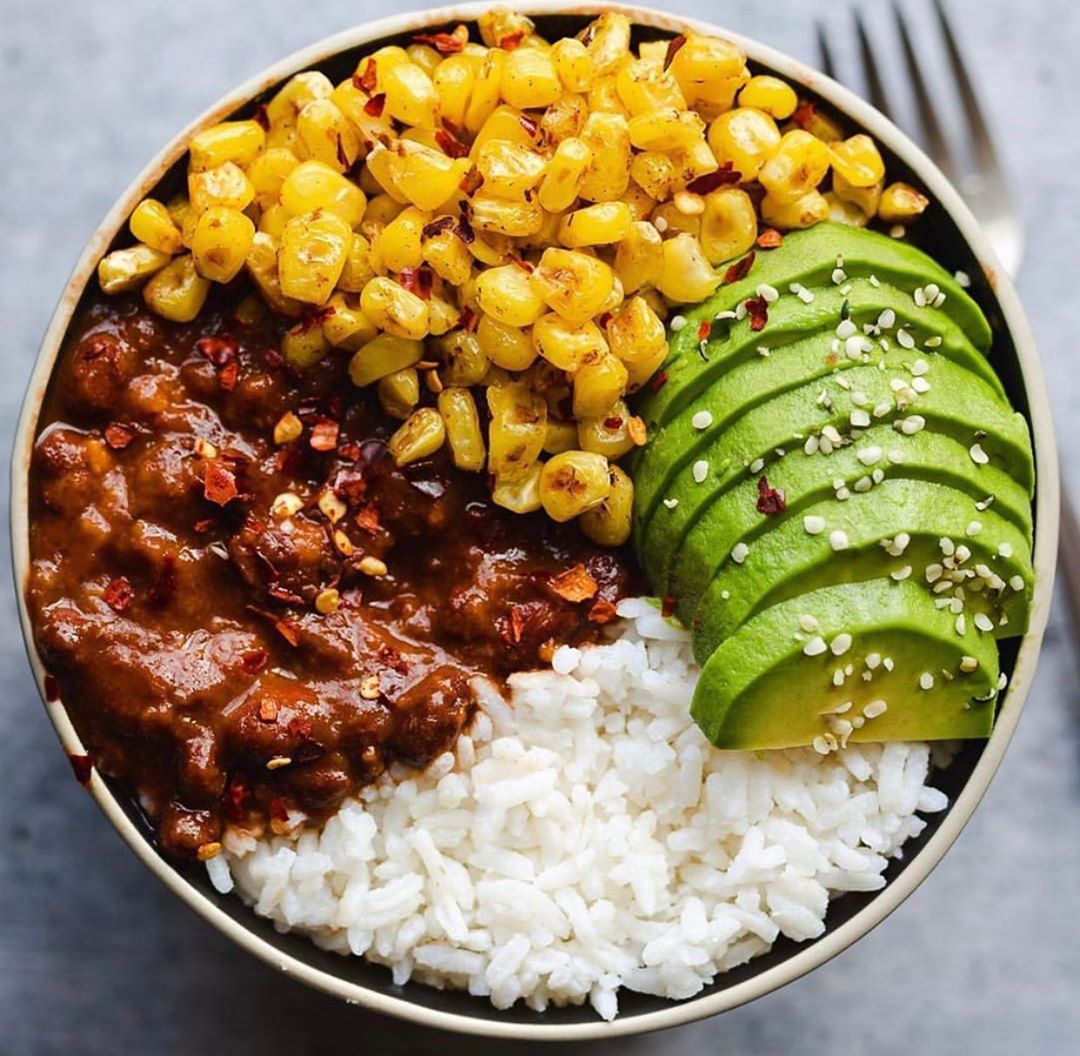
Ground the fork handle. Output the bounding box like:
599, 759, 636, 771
1058, 475, 1080, 624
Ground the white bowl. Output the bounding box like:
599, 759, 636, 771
10, 1, 1059, 1040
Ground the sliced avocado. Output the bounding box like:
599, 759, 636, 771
690, 579, 1000, 750
637, 360, 1034, 585
690, 478, 1033, 664
634, 288, 1005, 529
642, 277, 1003, 430
669, 424, 1033, 625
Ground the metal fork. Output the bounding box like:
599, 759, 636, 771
818, 0, 1080, 625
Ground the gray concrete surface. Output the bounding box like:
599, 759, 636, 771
1, 1, 1077, 1053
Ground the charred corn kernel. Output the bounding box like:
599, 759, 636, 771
98, 244, 171, 294
438, 387, 485, 471
552, 38, 596, 92
167, 195, 199, 248
279, 211, 352, 304
422, 227, 473, 285
330, 79, 394, 145
247, 148, 299, 210
798, 105, 844, 143
651, 200, 701, 237
584, 12, 631, 75
279, 160, 367, 226
825, 192, 870, 227
471, 104, 540, 154
501, 47, 562, 110
191, 207, 255, 283
572, 353, 627, 418
707, 107, 781, 182
476, 140, 547, 198
657, 233, 721, 303
630, 151, 677, 201
738, 75, 798, 119
669, 33, 747, 103
700, 186, 758, 264
614, 221, 663, 293
627, 108, 704, 151
189, 120, 266, 172
464, 49, 508, 134
761, 189, 829, 229
359, 46, 410, 91
544, 419, 580, 455
348, 333, 424, 387
466, 231, 513, 268
377, 367, 420, 419
616, 59, 686, 116
540, 93, 589, 144
578, 400, 636, 458
245, 233, 302, 316
359, 275, 429, 339
282, 321, 329, 370
188, 162, 254, 214
337, 233, 375, 292
142, 254, 210, 322
388, 141, 471, 211
829, 134, 885, 188
438, 330, 489, 385
531, 247, 614, 325
322, 293, 377, 349
832, 171, 883, 217
557, 201, 631, 247
383, 62, 438, 127
580, 464, 632, 545
669, 138, 720, 189
427, 295, 460, 337
476, 315, 537, 371
470, 194, 544, 237
373, 206, 427, 272
492, 462, 542, 513
605, 296, 667, 388
536, 137, 591, 213
487, 383, 547, 481
296, 98, 360, 171
129, 199, 183, 255
532, 314, 607, 371
878, 181, 930, 223
267, 71, 334, 128
433, 54, 475, 128
478, 8, 534, 48
578, 112, 630, 202
620, 181, 656, 222
389, 407, 445, 465
539, 450, 611, 521
273, 412, 303, 445
758, 129, 831, 203
476, 264, 546, 327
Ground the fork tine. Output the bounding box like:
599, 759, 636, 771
815, 21, 838, 80
890, 0, 959, 179
852, 8, 893, 119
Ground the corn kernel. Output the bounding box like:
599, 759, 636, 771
629, 151, 677, 201
501, 46, 562, 110
361, 192, 406, 235
466, 231, 513, 268
829, 134, 885, 188
758, 129, 831, 203
558, 201, 632, 247
282, 321, 329, 370
359, 276, 429, 339
824, 191, 870, 227
628, 107, 705, 151
322, 292, 377, 350
407, 42, 442, 77
471, 103, 541, 154
537, 137, 591, 213
761, 189, 830, 229
438, 387, 486, 471
578, 112, 631, 202
540, 93, 589, 144
189, 120, 266, 172
348, 332, 424, 387
279, 160, 367, 226
589, 75, 629, 118
700, 186, 758, 264
166, 195, 199, 248
389, 407, 446, 465
266, 71, 334, 128
337, 232, 376, 292
614, 221, 663, 294
532, 314, 607, 371
98, 244, 171, 294
878, 181, 930, 224
668, 34, 747, 105
539, 450, 611, 522
330, 78, 395, 146
188, 162, 254, 214
433, 54, 475, 128
296, 98, 360, 171
464, 49, 508, 134
572, 352, 628, 418
620, 180, 656, 222
832, 172, 883, 217
669, 138, 720, 190
142, 254, 211, 322
422, 226, 473, 285
280, 211, 352, 304
476, 140, 547, 199
383, 62, 438, 127
191, 206, 255, 283
245, 233, 303, 316
245, 148, 298, 210
478, 9, 535, 48
657, 233, 721, 303
544, 419, 580, 455
476, 315, 537, 371
584, 12, 631, 75
476, 264, 546, 327
616, 58, 686, 116
384, 141, 471, 211
578, 399, 636, 459
377, 367, 420, 419
373, 206, 428, 272
273, 412, 303, 445
707, 107, 781, 182
129, 199, 184, 255
437, 331, 489, 385
798, 105, 845, 143
531, 247, 614, 325
738, 75, 798, 119
492, 462, 543, 513
606, 295, 667, 389
552, 38, 597, 93
580, 464, 633, 545
487, 383, 547, 481
471, 193, 544, 238
651, 200, 701, 238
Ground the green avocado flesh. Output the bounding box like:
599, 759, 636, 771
690, 580, 1000, 750
631, 223, 1035, 751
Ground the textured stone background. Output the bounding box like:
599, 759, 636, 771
1, 2, 1077, 1053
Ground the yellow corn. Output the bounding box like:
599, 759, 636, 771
361, 192, 405, 234
798, 105, 845, 144
422, 225, 473, 285
572, 352, 627, 418
628, 108, 705, 151
189, 120, 266, 171
384, 141, 471, 211
337, 232, 376, 292
279, 211, 353, 304
377, 367, 420, 419
700, 186, 758, 264
476, 140, 547, 198
616, 58, 686, 116
669, 138, 720, 190
613, 221, 663, 294
166, 195, 199, 248
433, 54, 475, 128
501, 47, 562, 110
580, 464, 633, 545
282, 320, 329, 370
544, 419, 580, 455
470, 194, 544, 237
437, 331, 489, 386
246, 147, 299, 210
829, 134, 885, 188
578, 400, 638, 459
825, 192, 869, 227
656, 233, 721, 303
651, 200, 701, 237
389, 407, 446, 465
537, 137, 591, 213
407, 43, 442, 77
426, 294, 460, 336
531, 247, 614, 326
467, 231, 513, 268
487, 383, 547, 481
540, 93, 589, 143
578, 112, 630, 202
557, 201, 632, 247
668, 33, 746, 101
279, 160, 367, 226
256, 204, 287, 239
832, 172, 883, 218
188, 162, 255, 214
478, 9, 534, 48
348, 333, 424, 387
98, 243, 171, 294
532, 314, 607, 371
266, 71, 334, 128
330, 79, 395, 149
629, 151, 677, 201
464, 49, 508, 134
475, 264, 546, 327
129, 199, 184, 255
552, 38, 596, 93
589, 75, 629, 118
359, 275, 429, 339
359, 46, 410, 91
191, 206, 256, 283
476, 315, 537, 371
878, 182, 930, 224
296, 98, 360, 171
539, 450, 612, 522
438, 387, 486, 471
373, 206, 428, 272
492, 462, 543, 514
471, 103, 540, 154
761, 189, 829, 229
707, 107, 781, 182
584, 12, 631, 75
605, 296, 667, 389
244, 233, 302, 316
142, 254, 211, 322
322, 293, 377, 350
738, 75, 798, 119
758, 129, 831, 202
383, 62, 438, 127
620, 180, 656, 221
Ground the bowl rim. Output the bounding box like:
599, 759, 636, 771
10, 0, 1059, 1040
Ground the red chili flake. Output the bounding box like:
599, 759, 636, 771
663, 34, 687, 71
102, 577, 134, 613
203, 460, 238, 506
44, 674, 60, 702
649, 370, 668, 393
549, 564, 599, 603
275, 443, 302, 476
756, 228, 783, 250
269, 585, 304, 606
148, 557, 177, 609
334, 133, 351, 170
355, 59, 377, 94
459, 306, 478, 332
509, 256, 534, 273
269, 797, 290, 823
456, 212, 476, 243
193, 518, 217, 534
518, 113, 540, 138
434, 127, 469, 158
252, 103, 270, 130
412, 24, 469, 53
744, 295, 769, 332
422, 215, 457, 239
723, 250, 756, 285
587, 598, 618, 624
296, 305, 335, 335
508, 606, 526, 643
697, 319, 712, 342
68, 753, 92, 786
355, 505, 381, 534
257, 697, 279, 723
333, 466, 368, 503
224, 777, 250, 822
399, 267, 434, 300
499, 31, 525, 50
603, 415, 624, 431
217, 361, 239, 392
240, 649, 268, 675
338, 441, 362, 462
195, 335, 239, 366
309, 419, 339, 452
459, 168, 484, 196
685, 163, 742, 195
791, 100, 816, 130
275, 619, 301, 647
756, 475, 787, 515
661, 595, 677, 618
104, 423, 135, 450
363, 93, 386, 117
287, 716, 313, 739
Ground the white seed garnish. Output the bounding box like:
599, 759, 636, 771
910, 359, 929, 376
803, 635, 827, 656
663, 497, 679, 509
959, 655, 979, 672
850, 409, 871, 428
692, 459, 709, 483
955, 614, 967, 635
830, 633, 853, 655
973, 612, 994, 632
863, 699, 888, 718
857, 445, 883, 466
998, 542, 1014, 558
1010, 575, 1025, 592
900, 415, 925, 435
804, 515, 826, 535
756, 283, 779, 303
829, 529, 850, 551
896, 329, 915, 349
970, 443, 989, 465
890, 565, 912, 581
919, 672, 935, 690
691, 410, 714, 430
670, 314, 686, 331
799, 614, 821, 632
731, 542, 750, 564
966, 520, 983, 536
836, 318, 857, 339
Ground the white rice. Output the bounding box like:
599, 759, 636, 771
214, 598, 948, 1020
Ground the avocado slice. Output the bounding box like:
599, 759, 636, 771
634, 286, 1005, 530
636, 360, 1034, 585
690, 579, 1000, 750
668, 424, 1033, 625
690, 478, 1032, 664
